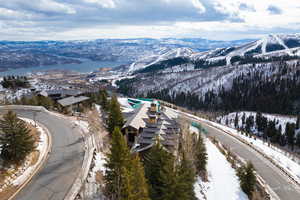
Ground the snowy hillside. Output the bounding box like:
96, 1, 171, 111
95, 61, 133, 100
217, 111, 298, 135
195, 138, 248, 200
126, 34, 300, 73
128, 47, 194, 72
119, 59, 299, 100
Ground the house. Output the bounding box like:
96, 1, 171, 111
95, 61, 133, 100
122, 103, 149, 145
39, 89, 84, 100
57, 96, 90, 113
122, 100, 180, 153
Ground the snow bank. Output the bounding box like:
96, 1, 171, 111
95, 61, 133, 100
194, 138, 248, 200
74, 120, 90, 134
84, 152, 107, 199
207, 120, 300, 185
118, 97, 135, 113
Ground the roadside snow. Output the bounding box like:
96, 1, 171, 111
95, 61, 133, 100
84, 152, 106, 200
195, 138, 248, 200
74, 120, 89, 134
207, 120, 300, 184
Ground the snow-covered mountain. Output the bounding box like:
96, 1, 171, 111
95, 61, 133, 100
128, 47, 194, 72
126, 34, 300, 73
0, 38, 249, 72
116, 34, 300, 108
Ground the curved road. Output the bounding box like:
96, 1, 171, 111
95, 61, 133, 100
0, 107, 85, 200
200, 121, 300, 200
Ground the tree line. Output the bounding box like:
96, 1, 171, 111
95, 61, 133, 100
229, 112, 300, 151
1, 75, 30, 89
146, 62, 300, 115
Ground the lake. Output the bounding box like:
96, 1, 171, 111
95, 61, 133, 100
0, 60, 126, 76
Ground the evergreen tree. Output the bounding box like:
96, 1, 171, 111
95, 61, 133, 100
286, 123, 296, 151
175, 153, 196, 200
104, 127, 150, 200
0, 111, 35, 165
256, 112, 262, 131
242, 113, 246, 126
99, 89, 109, 111
296, 115, 300, 129
225, 117, 229, 125
234, 112, 239, 128
144, 143, 176, 200
107, 95, 124, 134
126, 154, 150, 200
237, 162, 257, 199
194, 134, 207, 174
296, 133, 300, 149
104, 127, 131, 199
245, 116, 254, 133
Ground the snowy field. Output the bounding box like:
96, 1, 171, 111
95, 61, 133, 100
195, 138, 248, 200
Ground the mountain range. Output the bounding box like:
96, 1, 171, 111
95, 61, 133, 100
126, 34, 300, 73
0, 38, 251, 72
116, 34, 300, 114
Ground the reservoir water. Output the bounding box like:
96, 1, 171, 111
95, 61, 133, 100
0, 60, 126, 76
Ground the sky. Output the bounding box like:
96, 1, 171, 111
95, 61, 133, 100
0, 0, 300, 41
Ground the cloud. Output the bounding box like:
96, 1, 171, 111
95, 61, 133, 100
0, 0, 300, 41
267, 5, 282, 15
83, 0, 116, 9
239, 3, 256, 12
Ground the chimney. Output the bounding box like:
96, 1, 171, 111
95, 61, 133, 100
150, 102, 157, 112
149, 115, 157, 124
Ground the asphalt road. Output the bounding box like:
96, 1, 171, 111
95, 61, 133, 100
0, 108, 85, 200
200, 121, 300, 200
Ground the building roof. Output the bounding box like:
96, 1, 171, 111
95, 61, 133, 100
122, 103, 149, 130
40, 89, 84, 97
57, 96, 90, 107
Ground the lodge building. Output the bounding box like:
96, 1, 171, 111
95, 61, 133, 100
122, 101, 180, 153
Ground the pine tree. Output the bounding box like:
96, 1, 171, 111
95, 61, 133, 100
286, 123, 296, 151
237, 162, 257, 199
234, 112, 239, 128
256, 111, 262, 131
104, 127, 131, 199
107, 95, 124, 134
99, 89, 109, 111
175, 153, 196, 200
194, 134, 207, 174
296, 133, 300, 149
104, 127, 150, 200
144, 142, 176, 200
0, 111, 35, 165
126, 154, 150, 200
242, 113, 246, 126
